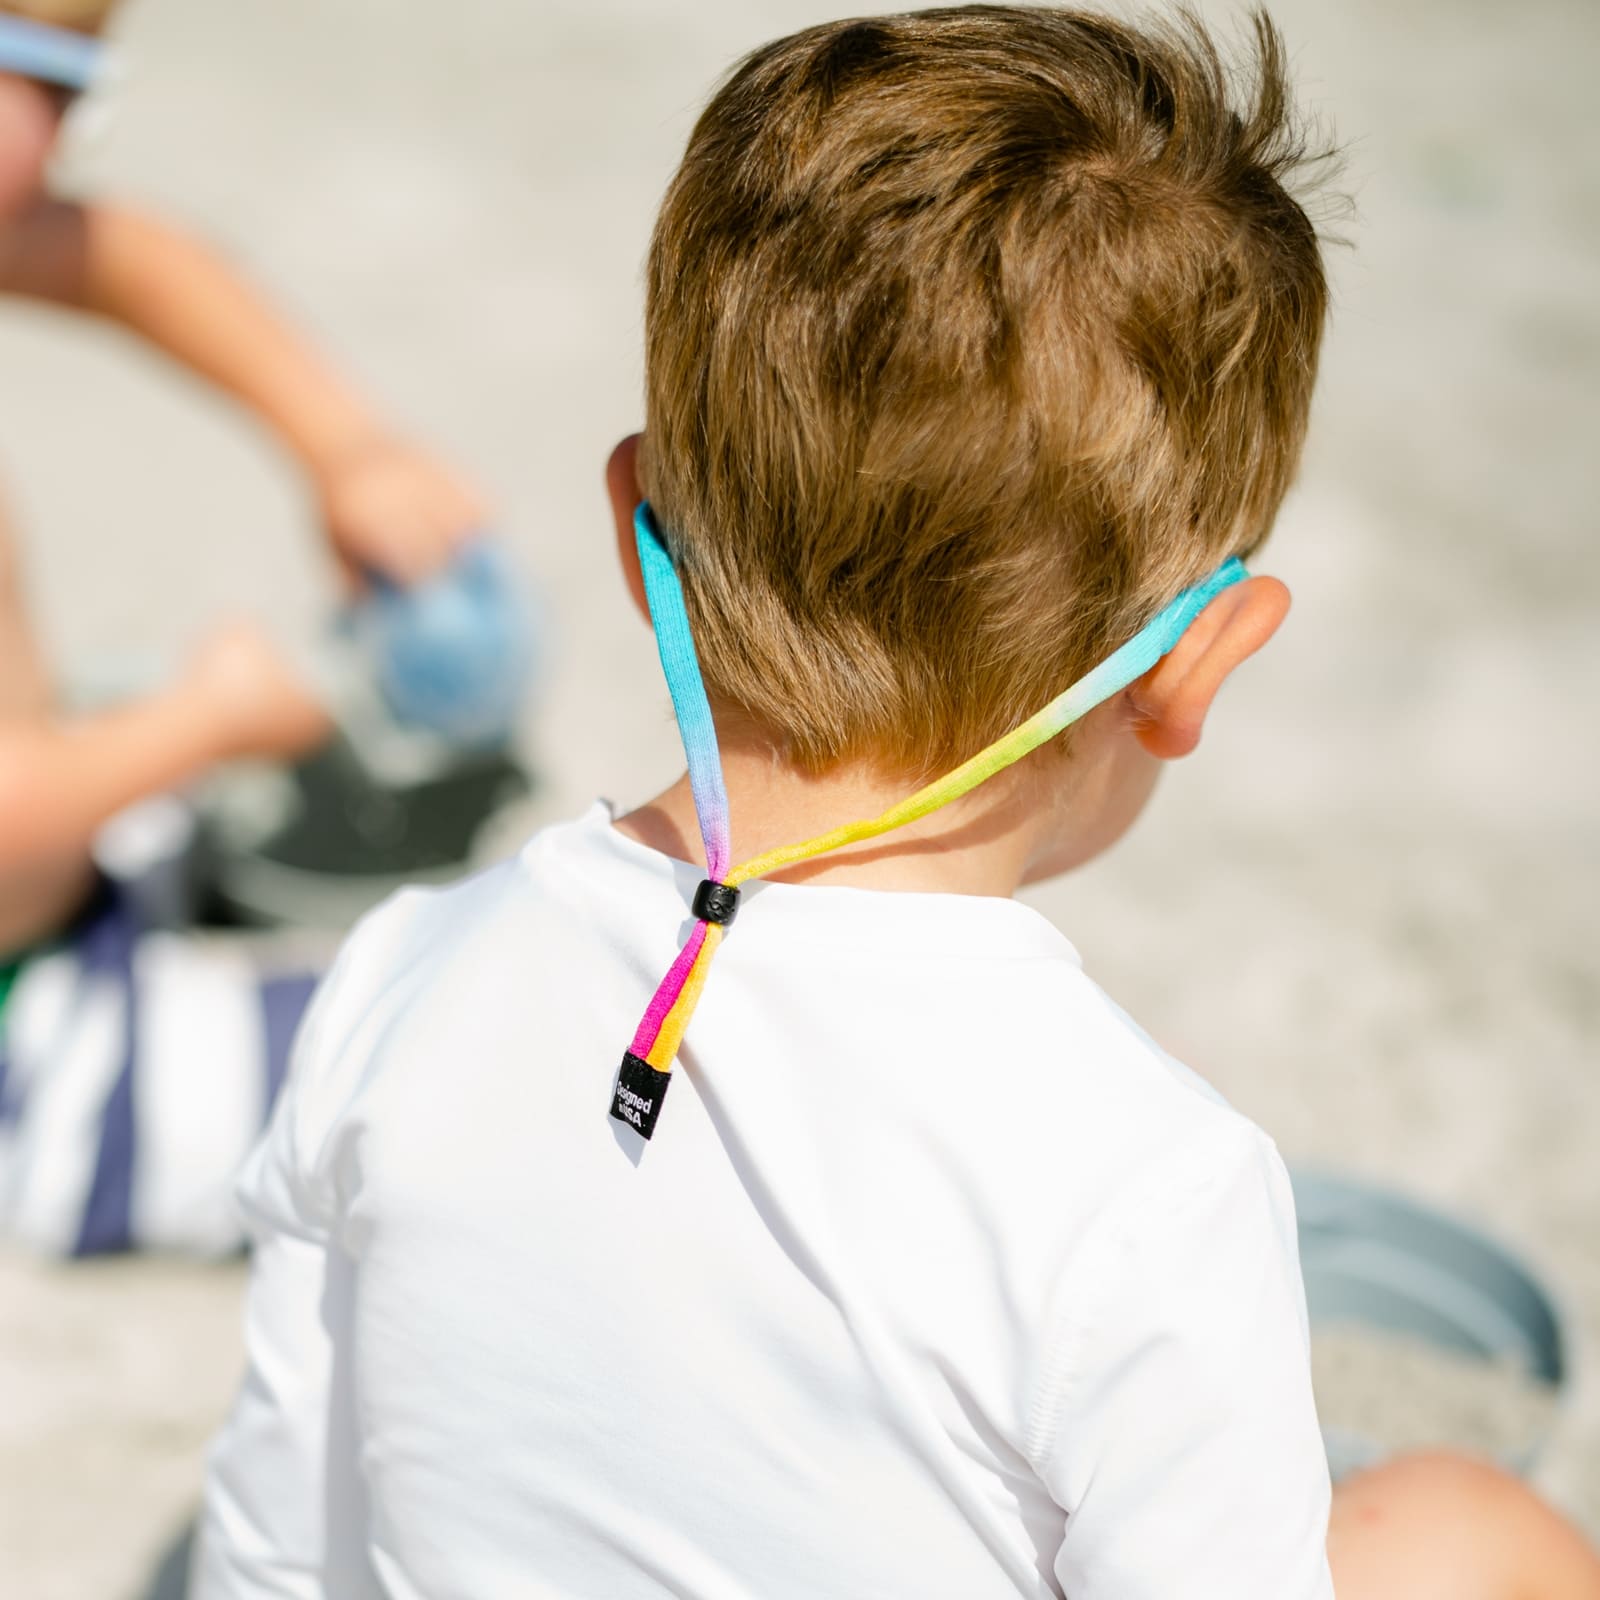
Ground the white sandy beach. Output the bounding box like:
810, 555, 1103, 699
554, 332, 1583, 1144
0, 0, 1596, 1593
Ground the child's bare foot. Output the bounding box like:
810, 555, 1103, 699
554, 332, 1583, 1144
1329, 1451, 1600, 1600
182, 621, 332, 762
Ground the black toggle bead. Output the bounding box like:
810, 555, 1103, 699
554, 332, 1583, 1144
693, 879, 741, 926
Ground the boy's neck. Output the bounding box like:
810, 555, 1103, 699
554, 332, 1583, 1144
614, 742, 1051, 900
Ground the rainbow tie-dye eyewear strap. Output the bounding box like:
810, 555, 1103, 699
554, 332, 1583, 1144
610, 501, 1247, 1139
0, 15, 102, 92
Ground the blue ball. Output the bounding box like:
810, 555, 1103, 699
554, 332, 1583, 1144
362, 541, 531, 747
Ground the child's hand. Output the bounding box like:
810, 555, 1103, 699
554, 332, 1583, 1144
317, 434, 485, 590
183, 622, 332, 762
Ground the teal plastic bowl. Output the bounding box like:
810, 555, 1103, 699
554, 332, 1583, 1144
1292, 1170, 1568, 1480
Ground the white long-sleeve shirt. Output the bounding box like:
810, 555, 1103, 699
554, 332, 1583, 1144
192, 802, 1333, 1600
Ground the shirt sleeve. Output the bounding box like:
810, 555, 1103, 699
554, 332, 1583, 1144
189, 924, 392, 1600
1035, 1124, 1334, 1600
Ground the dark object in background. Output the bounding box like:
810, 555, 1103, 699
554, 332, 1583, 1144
198, 734, 530, 929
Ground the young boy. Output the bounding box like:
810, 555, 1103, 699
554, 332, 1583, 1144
193, 8, 1600, 1597
0, 0, 484, 1253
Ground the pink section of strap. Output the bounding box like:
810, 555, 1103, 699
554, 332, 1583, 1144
629, 919, 708, 1057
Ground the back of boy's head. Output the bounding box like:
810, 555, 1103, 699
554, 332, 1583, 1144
643, 5, 1330, 778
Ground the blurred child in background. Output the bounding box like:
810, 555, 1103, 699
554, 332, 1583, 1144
0, 0, 487, 1254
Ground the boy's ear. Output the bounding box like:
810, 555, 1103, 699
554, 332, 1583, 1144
606, 432, 648, 621
1125, 575, 1290, 760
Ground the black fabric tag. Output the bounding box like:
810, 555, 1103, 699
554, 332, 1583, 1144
610, 1051, 671, 1139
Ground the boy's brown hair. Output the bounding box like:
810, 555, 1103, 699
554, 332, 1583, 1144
643, 5, 1330, 776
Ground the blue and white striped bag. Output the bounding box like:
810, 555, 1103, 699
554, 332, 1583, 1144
0, 885, 314, 1258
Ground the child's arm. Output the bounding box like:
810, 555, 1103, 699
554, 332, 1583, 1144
191, 902, 407, 1599
194, 1216, 352, 1600
0, 198, 482, 585
0, 623, 328, 870
1039, 1124, 1334, 1599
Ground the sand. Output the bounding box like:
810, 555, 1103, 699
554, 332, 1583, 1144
0, 0, 1595, 1593
1312, 1325, 1562, 1470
